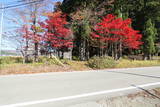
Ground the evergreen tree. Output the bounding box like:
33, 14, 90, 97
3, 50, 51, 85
143, 19, 157, 60
72, 19, 91, 61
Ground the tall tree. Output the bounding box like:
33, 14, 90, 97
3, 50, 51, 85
71, 9, 92, 60
143, 19, 157, 60
39, 11, 73, 59
18, 0, 45, 62
92, 14, 142, 59
6, 8, 33, 63
127, 0, 160, 57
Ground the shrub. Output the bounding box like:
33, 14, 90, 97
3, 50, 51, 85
61, 58, 70, 65
87, 56, 117, 69
122, 55, 129, 59
72, 56, 80, 61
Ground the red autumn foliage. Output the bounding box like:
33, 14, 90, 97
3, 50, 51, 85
21, 24, 42, 43
92, 14, 142, 49
39, 11, 73, 49
21, 25, 31, 39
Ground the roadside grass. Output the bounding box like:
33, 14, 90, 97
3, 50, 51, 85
0, 59, 91, 75
0, 56, 23, 64
0, 56, 160, 75
116, 59, 160, 68
0, 63, 71, 75
62, 60, 91, 71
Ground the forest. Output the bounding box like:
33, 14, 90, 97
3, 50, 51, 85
4, 0, 160, 62
61, 0, 160, 61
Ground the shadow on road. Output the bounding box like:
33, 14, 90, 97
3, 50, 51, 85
106, 70, 160, 79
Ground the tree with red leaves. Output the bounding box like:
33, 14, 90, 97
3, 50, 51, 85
20, 24, 42, 62
18, 24, 32, 63
92, 14, 142, 59
39, 11, 73, 58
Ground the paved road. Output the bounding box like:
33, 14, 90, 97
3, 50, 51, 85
0, 67, 160, 107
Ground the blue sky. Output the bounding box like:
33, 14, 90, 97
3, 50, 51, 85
0, 0, 63, 50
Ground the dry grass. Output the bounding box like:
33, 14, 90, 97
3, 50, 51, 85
0, 58, 160, 75
116, 59, 160, 68
66, 60, 92, 71
0, 61, 91, 75
0, 63, 71, 75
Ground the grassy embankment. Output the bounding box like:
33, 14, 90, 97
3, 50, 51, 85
0, 56, 160, 75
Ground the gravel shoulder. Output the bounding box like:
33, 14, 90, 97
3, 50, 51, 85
70, 88, 160, 107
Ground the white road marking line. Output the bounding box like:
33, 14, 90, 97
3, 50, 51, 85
1, 82, 160, 107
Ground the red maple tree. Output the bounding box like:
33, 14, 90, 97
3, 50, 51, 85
21, 24, 42, 43
39, 11, 73, 49
92, 14, 142, 49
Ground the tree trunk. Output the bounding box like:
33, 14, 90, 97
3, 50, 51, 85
148, 54, 152, 60
34, 42, 38, 62
86, 40, 90, 60
61, 51, 64, 59
80, 39, 86, 61
57, 50, 60, 58
104, 48, 108, 56
118, 42, 122, 59
24, 39, 29, 63
49, 51, 52, 58
104, 42, 108, 56
114, 42, 118, 60
111, 43, 114, 57
99, 40, 102, 57
143, 53, 148, 60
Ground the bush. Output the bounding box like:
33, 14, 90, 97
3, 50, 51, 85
72, 56, 80, 61
122, 55, 129, 59
0, 56, 23, 64
61, 58, 70, 65
87, 56, 117, 69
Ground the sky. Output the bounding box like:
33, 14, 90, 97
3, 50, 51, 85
0, 0, 63, 50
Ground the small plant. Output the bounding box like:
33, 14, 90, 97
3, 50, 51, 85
61, 58, 70, 65
72, 56, 80, 61
87, 56, 117, 69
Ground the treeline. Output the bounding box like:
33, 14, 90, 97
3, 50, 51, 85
61, 0, 160, 60
11, 0, 160, 62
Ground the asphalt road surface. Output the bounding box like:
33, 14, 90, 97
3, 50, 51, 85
0, 67, 160, 107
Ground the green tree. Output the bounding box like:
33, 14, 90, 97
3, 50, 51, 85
143, 19, 157, 60
72, 18, 91, 61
